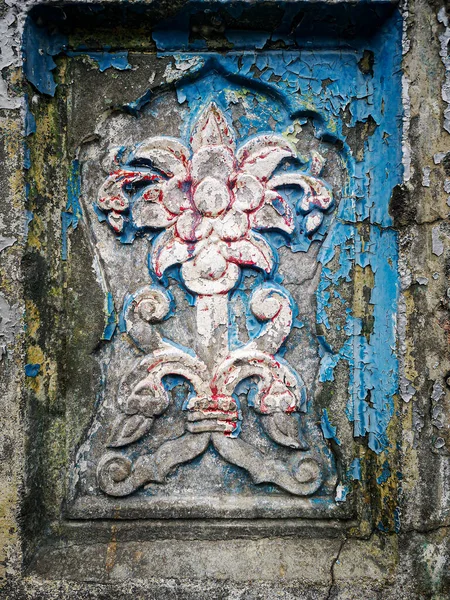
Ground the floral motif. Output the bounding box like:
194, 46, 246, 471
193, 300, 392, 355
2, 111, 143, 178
94, 103, 337, 498
97, 103, 333, 294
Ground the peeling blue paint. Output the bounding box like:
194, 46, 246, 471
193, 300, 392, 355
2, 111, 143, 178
23, 144, 31, 171
124, 90, 153, 117
67, 49, 131, 72
102, 292, 117, 341
225, 30, 271, 49
321, 408, 341, 446
163, 338, 197, 359
376, 521, 389, 533
376, 460, 391, 484
24, 96, 36, 136
62, 160, 83, 261
25, 363, 40, 377
348, 458, 361, 481
23, 18, 67, 96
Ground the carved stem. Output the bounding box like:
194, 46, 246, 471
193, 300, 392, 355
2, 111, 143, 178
196, 294, 229, 361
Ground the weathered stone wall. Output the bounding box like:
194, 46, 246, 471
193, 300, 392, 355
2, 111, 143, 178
0, 1, 448, 598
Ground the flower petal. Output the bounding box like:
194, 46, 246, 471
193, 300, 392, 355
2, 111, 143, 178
250, 191, 294, 234
133, 201, 177, 229
191, 146, 235, 184
237, 135, 295, 181
152, 229, 196, 277
98, 178, 128, 212
233, 173, 264, 212
134, 137, 189, 177
176, 209, 213, 242
190, 103, 236, 153
161, 178, 191, 215
213, 207, 248, 241
220, 232, 275, 273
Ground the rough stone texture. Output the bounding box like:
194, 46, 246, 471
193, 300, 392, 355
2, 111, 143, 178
0, 1, 448, 599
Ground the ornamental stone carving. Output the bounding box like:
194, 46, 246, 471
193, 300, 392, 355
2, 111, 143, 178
70, 100, 339, 517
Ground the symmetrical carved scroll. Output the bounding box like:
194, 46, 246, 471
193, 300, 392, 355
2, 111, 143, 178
94, 103, 335, 498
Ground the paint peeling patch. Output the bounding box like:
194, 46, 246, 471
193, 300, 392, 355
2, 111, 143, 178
0, 236, 16, 252
432, 225, 444, 257
430, 381, 445, 432
335, 483, 349, 503
66, 50, 131, 73
0, 7, 22, 109
0, 293, 21, 360
25, 96, 36, 136
23, 17, 67, 96
163, 56, 205, 84
438, 8, 450, 134
376, 460, 391, 484
349, 229, 398, 453
25, 363, 40, 377
102, 292, 117, 341
320, 408, 341, 445
401, 74, 411, 182
433, 151, 448, 165
62, 160, 82, 260
348, 458, 361, 480
422, 166, 431, 187
444, 180, 450, 206
416, 276, 428, 285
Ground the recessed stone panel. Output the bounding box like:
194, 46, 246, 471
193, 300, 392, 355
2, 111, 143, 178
21, 0, 404, 580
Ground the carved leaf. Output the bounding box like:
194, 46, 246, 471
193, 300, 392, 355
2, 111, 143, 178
250, 190, 295, 234
211, 433, 322, 496
221, 232, 275, 274
151, 229, 198, 277
108, 414, 154, 447
135, 137, 189, 177
190, 103, 236, 152
304, 209, 324, 234
98, 433, 211, 496
262, 412, 309, 450
237, 135, 295, 180
191, 145, 235, 184
269, 173, 333, 213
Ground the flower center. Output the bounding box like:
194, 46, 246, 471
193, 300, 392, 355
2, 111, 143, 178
193, 176, 230, 217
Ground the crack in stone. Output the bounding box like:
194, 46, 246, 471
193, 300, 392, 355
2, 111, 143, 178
326, 536, 347, 600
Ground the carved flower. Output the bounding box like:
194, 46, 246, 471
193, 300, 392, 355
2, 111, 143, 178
97, 103, 333, 294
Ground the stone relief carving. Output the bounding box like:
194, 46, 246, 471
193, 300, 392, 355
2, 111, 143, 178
90, 103, 336, 499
